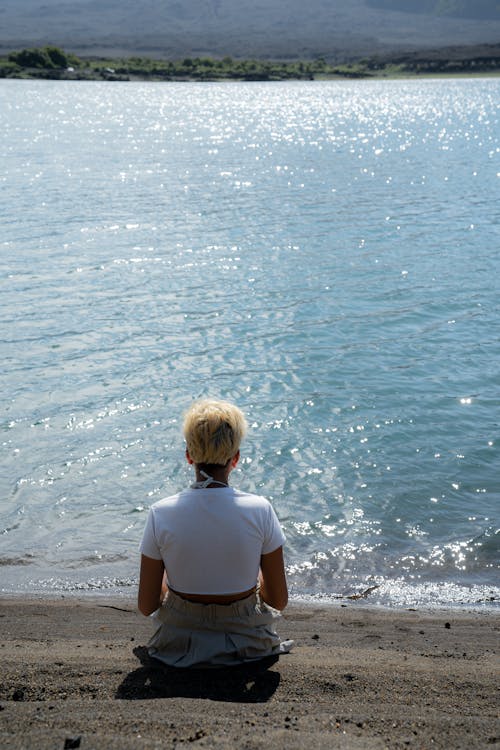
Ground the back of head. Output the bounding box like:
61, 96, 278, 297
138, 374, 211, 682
183, 399, 248, 466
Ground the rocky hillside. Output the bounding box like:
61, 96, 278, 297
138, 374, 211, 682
1, 0, 500, 60
366, 1, 500, 20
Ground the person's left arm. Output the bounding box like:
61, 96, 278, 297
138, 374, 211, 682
138, 554, 166, 615
259, 546, 288, 610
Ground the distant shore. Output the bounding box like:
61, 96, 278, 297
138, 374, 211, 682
1, 44, 500, 82
1, 596, 498, 749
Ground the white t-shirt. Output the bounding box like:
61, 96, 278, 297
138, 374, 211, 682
140, 486, 286, 595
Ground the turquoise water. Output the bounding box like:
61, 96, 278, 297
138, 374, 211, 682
1, 78, 499, 608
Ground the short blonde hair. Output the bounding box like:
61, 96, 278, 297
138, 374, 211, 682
183, 399, 247, 465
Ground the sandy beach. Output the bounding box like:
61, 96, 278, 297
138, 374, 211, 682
0, 597, 498, 749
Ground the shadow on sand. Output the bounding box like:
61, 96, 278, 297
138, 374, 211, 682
115, 646, 280, 702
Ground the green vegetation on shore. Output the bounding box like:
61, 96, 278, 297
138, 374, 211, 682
1, 45, 499, 82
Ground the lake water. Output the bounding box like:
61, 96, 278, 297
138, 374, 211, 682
1, 78, 499, 609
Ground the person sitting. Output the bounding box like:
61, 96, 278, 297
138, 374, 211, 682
138, 398, 293, 667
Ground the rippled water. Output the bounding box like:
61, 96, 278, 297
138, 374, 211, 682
1, 78, 499, 608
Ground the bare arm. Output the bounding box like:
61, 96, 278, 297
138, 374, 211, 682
138, 554, 166, 616
259, 545, 288, 611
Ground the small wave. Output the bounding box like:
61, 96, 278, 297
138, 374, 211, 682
29, 576, 137, 592
64, 553, 129, 569
0, 554, 35, 566
290, 578, 500, 611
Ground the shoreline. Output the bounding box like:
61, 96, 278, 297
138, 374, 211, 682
2, 71, 500, 83
1, 587, 498, 615
1, 596, 498, 749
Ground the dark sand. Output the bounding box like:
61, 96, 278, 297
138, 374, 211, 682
0, 597, 498, 749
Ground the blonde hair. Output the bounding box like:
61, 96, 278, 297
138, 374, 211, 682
183, 399, 247, 465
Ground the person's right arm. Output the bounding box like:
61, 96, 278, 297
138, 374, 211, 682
138, 554, 166, 615
259, 546, 288, 610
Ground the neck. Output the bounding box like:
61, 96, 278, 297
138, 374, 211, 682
194, 466, 231, 487
191, 465, 231, 489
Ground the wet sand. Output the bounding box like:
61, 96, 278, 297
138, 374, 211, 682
0, 597, 498, 749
